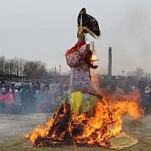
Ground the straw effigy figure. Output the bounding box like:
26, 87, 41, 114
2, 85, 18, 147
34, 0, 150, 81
61, 8, 102, 116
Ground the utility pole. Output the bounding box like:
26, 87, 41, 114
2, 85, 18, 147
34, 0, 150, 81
122, 70, 124, 77
59, 65, 61, 75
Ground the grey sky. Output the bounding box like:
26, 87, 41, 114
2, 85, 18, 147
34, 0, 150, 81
0, 0, 151, 75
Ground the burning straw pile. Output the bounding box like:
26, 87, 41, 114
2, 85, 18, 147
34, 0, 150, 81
27, 89, 144, 149
26, 7, 144, 149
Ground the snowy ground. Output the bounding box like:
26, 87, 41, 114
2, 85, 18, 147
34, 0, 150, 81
0, 113, 151, 151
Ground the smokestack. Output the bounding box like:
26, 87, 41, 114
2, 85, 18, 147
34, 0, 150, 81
108, 47, 112, 76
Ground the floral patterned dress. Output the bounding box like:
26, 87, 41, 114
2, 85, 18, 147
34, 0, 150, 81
66, 42, 92, 92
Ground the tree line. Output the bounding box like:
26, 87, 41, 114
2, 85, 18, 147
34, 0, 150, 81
0, 55, 150, 82
0, 56, 61, 81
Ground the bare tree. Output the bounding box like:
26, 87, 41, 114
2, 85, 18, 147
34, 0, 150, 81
4, 61, 10, 76
126, 67, 145, 78
0, 56, 5, 75
23, 60, 47, 79
0, 55, 61, 81
134, 67, 144, 78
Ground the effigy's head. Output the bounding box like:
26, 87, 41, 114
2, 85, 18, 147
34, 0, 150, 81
77, 8, 101, 39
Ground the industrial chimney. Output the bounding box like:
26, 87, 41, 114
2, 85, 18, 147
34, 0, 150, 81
108, 47, 112, 76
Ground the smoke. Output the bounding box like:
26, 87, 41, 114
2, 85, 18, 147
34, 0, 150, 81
100, 1, 151, 75
121, 2, 151, 73
91, 70, 101, 92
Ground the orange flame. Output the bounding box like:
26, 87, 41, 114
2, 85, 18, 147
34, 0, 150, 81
91, 53, 97, 61
27, 88, 144, 147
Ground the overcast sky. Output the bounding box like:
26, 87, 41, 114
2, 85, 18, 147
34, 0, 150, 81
0, 0, 151, 75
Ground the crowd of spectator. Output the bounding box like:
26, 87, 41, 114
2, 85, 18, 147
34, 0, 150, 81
0, 77, 151, 115
114, 80, 151, 113
100, 77, 151, 113
0, 81, 68, 114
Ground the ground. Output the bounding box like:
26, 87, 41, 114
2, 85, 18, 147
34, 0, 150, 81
0, 113, 151, 151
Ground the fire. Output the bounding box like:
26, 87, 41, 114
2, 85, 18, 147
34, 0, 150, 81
91, 52, 97, 61
27, 89, 144, 147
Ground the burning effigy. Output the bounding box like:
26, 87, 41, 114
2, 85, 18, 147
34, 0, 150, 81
27, 8, 144, 150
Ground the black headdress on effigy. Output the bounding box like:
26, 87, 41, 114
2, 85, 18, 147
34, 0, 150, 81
77, 8, 100, 38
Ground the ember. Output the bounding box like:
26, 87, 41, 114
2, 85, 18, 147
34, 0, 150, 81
27, 89, 144, 148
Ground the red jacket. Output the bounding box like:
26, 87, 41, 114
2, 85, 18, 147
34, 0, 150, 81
5, 93, 14, 105
0, 93, 5, 102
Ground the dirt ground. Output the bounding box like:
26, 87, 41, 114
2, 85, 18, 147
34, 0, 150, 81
0, 113, 151, 151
